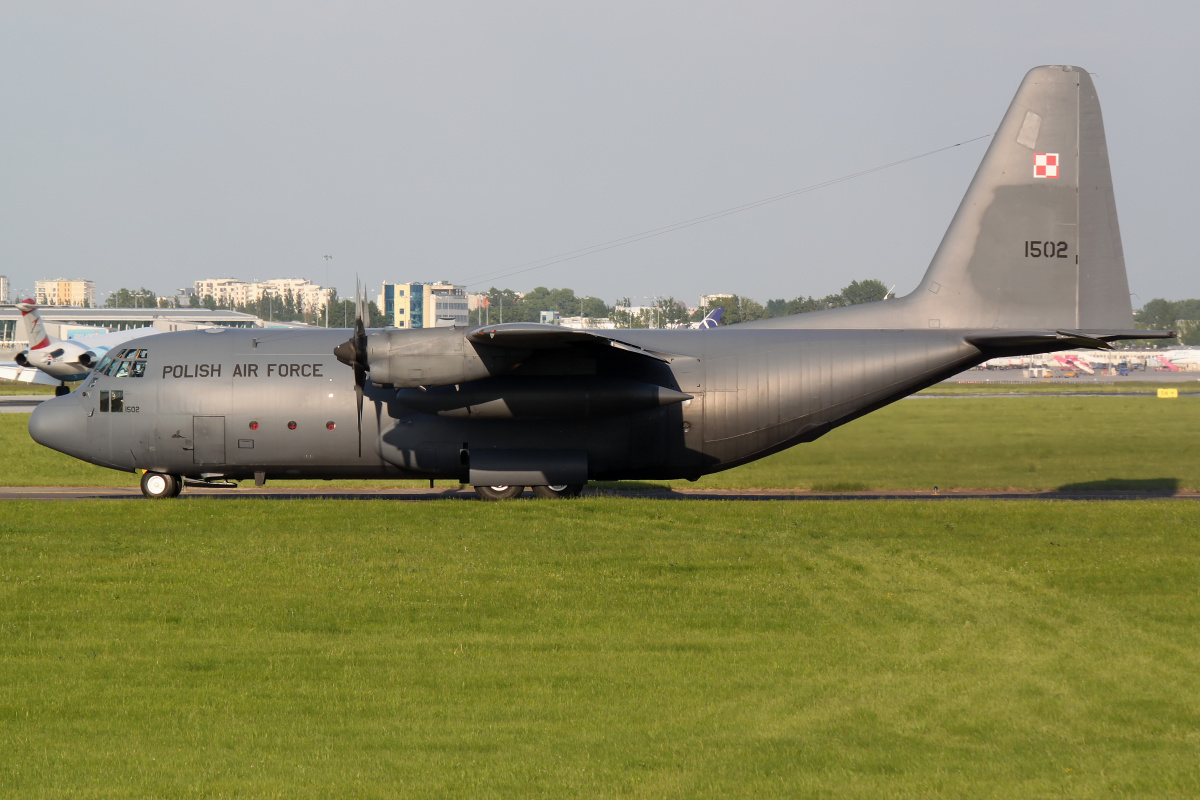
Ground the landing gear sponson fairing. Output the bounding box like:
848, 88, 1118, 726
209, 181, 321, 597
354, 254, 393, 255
29, 66, 1173, 498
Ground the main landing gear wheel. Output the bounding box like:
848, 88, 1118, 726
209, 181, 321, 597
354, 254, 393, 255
140, 471, 180, 499
473, 485, 525, 501
532, 484, 584, 499
55, 385, 70, 396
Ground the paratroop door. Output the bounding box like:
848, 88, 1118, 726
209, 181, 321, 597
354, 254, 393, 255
193, 416, 226, 465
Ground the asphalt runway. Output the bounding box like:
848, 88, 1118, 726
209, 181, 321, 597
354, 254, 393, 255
2, 486, 1196, 502
0, 396, 46, 413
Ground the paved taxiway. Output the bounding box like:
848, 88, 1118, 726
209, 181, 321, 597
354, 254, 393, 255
2, 486, 1197, 502
0, 396, 46, 413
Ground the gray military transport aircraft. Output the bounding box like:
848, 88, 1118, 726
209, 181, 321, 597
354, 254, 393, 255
29, 66, 1173, 499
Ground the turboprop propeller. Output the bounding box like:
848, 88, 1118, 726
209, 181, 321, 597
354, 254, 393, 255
332, 281, 370, 455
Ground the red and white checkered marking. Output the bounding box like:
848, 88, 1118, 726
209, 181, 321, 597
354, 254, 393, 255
1034, 153, 1059, 179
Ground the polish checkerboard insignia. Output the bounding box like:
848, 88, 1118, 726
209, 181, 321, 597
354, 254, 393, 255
1034, 153, 1059, 178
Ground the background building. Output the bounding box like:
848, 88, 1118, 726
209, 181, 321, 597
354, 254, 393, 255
699, 293, 733, 310
0, 307, 263, 357
380, 282, 468, 328
0, 275, 8, 304
36, 278, 95, 307
193, 278, 327, 312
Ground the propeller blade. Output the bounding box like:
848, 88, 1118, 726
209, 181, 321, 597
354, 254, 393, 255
332, 277, 372, 457
355, 382, 364, 457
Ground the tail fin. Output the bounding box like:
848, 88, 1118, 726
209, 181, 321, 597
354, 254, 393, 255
750, 66, 1135, 333
16, 299, 53, 350
910, 64, 1130, 330
698, 307, 724, 329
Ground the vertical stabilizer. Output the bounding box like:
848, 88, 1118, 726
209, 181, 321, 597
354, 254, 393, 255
748, 66, 1133, 332
910, 65, 1131, 330
16, 299, 53, 350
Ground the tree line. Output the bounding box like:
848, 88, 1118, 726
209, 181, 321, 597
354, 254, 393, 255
100, 282, 1200, 341
1134, 297, 1200, 346
473, 280, 892, 327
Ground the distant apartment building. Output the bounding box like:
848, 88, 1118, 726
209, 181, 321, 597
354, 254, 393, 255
36, 278, 96, 307
193, 278, 327, 313
699, 293, 733, 310
380, 282, 468, 328
558, 316, 617, 330
0, 275, 8, 304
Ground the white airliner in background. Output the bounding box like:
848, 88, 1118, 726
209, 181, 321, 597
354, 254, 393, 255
1160, 348, 1200, 369
0, 300, 153, 394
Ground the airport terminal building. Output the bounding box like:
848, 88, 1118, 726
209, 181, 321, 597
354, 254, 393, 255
1, 307, 264, 358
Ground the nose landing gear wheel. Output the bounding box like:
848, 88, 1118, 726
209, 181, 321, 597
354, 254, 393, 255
140, 471, 180, 499
532, 484, 584, 499
473, 484, 525, 501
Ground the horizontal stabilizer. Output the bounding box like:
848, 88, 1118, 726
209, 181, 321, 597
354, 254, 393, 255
967, 328, 1176, 356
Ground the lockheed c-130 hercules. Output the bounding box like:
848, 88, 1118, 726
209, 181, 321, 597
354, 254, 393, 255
29, 66, 1173, 499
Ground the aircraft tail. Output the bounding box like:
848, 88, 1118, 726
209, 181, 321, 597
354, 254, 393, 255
16, 299, 53, 350
749, 66, 1150, 338
697, 307, 724, 329
907, 64, 1129, 330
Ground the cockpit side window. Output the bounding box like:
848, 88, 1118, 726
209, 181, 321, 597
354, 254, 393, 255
130, 361, 146, 377
114, 361, 131, 378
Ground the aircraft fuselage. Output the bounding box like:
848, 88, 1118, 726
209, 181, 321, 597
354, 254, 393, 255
30, 326, 983, 484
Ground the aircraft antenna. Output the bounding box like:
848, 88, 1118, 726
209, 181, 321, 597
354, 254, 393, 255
451, 134, 992, 288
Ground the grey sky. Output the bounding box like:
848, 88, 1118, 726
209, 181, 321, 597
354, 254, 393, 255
2, 1, 1196, 309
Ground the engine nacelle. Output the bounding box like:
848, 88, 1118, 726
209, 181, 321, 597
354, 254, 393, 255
14, 350, 30, 367
364, 327, 527, 388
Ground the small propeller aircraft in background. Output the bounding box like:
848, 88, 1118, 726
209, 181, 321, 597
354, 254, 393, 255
28, 66, 1174, 498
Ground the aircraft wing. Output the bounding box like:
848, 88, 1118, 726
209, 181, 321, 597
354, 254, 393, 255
466, 323, 679, 362
0, 363, 60, 386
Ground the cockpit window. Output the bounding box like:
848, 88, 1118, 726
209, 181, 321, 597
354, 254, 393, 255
92, 350, 149, 378
99, 390, 125, 412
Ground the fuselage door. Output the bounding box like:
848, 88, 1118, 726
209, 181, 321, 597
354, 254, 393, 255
193, 416, 226, 465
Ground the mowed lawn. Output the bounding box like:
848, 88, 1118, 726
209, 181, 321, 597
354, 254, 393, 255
3, 394, 1198, 490
2, 499, 1199, 797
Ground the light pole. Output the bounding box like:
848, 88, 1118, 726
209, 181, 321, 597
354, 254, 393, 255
323, 254, 333, 328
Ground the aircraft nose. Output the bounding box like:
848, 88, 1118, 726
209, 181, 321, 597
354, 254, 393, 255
28, 395, 87, 458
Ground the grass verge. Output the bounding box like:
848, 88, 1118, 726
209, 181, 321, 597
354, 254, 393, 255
0, 381, 55, 396
919, 379, 1200, 395
2, 499, 1197, 797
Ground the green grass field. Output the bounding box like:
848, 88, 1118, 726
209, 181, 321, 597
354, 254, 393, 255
2, 500, 1198, 797
0, 381, 55, 396
4, 394, 1197, 491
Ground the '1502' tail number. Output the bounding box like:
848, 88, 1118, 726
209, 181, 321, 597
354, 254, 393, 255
1025, 240, 1068, 258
